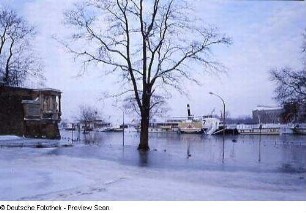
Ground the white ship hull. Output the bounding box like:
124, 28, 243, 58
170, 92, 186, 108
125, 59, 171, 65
237, 124, 280, 135
238, 128, 279, 135
179, 128, 203, 134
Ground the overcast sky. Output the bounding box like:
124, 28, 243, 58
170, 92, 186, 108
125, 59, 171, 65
2, 0, 306, 123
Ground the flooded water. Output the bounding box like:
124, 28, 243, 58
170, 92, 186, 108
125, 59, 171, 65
0, 131, 305, 200
59, 131, 306, 173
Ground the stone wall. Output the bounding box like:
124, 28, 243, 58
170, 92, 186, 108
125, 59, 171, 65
0, 86, 61, 139
0, 86, 34, 136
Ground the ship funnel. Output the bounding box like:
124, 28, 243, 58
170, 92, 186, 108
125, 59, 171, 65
187, 104, 191, 117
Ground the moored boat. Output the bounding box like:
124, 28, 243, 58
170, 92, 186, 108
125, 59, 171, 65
237, 124, 280, 135
178, 119, 203, 134
293, 124, 306, 135
202, 116, 220, 135
178, 104, 203, 134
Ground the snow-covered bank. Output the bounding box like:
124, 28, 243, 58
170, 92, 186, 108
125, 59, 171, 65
0, 135, 23, 141
0, 133, 305, 200
0, 135, 72, 148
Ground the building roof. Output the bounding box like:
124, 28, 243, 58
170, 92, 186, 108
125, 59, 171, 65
33, 88, 62, 93
1, 85, 61, 94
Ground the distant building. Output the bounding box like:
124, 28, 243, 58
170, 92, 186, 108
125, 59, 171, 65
252, 105, 283, 124
0, 85, 62, 139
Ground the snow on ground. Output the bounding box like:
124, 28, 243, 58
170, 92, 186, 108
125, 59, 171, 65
0, 135, 22, 141
0, 132, 305, 200
0, 135, 71, 148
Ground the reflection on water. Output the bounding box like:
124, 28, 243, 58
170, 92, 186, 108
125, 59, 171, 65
59, 131, 306, 173
138, 151, 149, 167
258, 133, 262, 163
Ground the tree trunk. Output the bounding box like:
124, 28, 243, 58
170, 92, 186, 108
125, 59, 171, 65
4, 38, 14, 85
138, 107, 150, 151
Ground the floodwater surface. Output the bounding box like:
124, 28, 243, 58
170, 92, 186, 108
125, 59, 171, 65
0, 131, 305, 200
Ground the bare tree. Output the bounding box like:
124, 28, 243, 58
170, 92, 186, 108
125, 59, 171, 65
64, 0, 231, 151
270, 30, 306, 122
78, 105, 99, 132
123, 93, 170, 120
270, 67, 306, 104
0, 8, 43, 86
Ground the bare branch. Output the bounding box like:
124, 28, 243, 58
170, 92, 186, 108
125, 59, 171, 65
63, 0, 231, 149
0, 7, 43, 86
